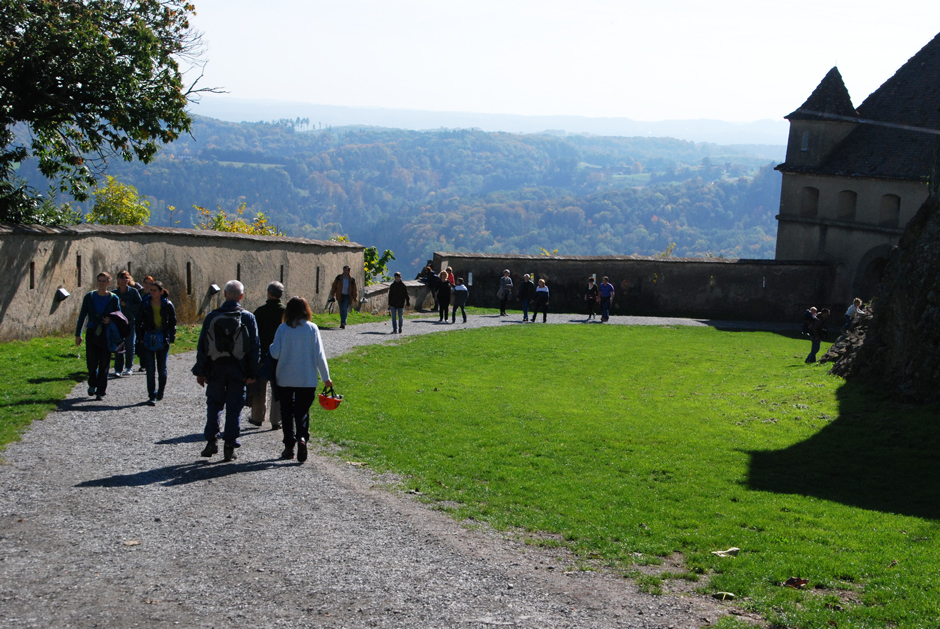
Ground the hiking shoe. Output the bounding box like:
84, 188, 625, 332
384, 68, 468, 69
223, 445, 237, 461
297, 438, 308, 463
200, 441, 218, 457
280, 446, 294, 460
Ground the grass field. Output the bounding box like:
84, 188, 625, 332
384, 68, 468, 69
311, 325, 940, 629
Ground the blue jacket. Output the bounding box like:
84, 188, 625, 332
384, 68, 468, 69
75, 291, 120, 338
115, 285, 143, 323
191, 300, 260, 379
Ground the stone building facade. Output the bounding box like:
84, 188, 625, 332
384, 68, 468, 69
775, 32, 940, 303
0, 224, 364, 341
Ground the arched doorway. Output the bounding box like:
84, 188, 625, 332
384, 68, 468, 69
853, 244, 895, 302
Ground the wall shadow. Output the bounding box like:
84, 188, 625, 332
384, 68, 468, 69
746, 380, 940, 519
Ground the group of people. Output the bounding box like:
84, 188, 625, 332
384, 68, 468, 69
76, 272, 334, 464
802, 298, 867, 364
416, 265, 471, 324
74, 271, 177, 404
484, 269, 618, 324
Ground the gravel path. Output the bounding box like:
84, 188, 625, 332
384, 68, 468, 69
0, 313, 779, 628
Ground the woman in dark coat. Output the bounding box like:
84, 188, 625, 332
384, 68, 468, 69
436, 271, 452, 322
584, 277, 600, 320
136, 280, 177, 405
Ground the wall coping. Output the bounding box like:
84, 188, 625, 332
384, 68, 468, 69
0, 223, 364, 250
433, 251, 831, 267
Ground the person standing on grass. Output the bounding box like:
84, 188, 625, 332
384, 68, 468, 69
268, 296, 332, 463
329, 265, 358, 329
497, 269, 513, 316
248, 281, 286, 429
805, 308, 830, 364
388, 272, 410, 334
113, 270, 142, 377
584, 277, 600, 321
518, 274, 536, 322
192, 280, 260, 462
531, 278, 550, 323
137, 280, 177, 406
437, 270, 452, 322
599, 276, 615, 322
451, 277, 469, 324
75, 271, 121, 400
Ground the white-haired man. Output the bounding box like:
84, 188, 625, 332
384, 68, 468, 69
192, 280, 260, 461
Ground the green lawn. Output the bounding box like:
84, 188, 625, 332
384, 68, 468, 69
313, 325, 940, 629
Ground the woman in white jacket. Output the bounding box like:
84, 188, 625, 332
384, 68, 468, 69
268, 297, 333, 463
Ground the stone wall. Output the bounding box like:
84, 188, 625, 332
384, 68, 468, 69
432, 252, 835, 322
0, 224, 364, 341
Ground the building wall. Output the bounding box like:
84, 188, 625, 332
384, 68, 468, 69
0, 224, 364, 341
775, 172, 925, 302
432, 253, 834, 323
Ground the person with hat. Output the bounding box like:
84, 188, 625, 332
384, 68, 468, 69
329, 264, 358, 329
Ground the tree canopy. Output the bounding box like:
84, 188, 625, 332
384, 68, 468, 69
86, 175, 150, 225
0, 0, 202, 222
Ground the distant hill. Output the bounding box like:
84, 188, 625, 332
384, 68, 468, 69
191, 95, 790, 147
18, 116, 783, 269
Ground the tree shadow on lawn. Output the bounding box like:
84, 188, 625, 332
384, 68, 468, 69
75, 458, 285, 487
747, 380, 940, 520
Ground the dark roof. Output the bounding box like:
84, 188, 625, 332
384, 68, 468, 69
786, 67, 858, 121
780, 33, 940, 181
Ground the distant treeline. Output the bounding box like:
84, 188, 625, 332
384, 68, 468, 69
18, 117, 782, 268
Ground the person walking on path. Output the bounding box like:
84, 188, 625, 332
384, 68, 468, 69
584, 277, 600, 321
388, 272, 410, 334
192, 280, 260, 462
599, 276, 615, 322
248, 281, 286, 429
451, 277, 469, 323
497, 269, 513, 316
329, 265, 359, 329
113, 270, 142, 376
531, 279, 550, 323
805, 308, 830, 364
268, 296, 333, 463
75, 271, 121, 400
137, 280, 177, 406
437, 270, 452, 322
518, 274, 536, 322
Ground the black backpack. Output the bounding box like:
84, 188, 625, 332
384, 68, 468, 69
206, 310, 248, 362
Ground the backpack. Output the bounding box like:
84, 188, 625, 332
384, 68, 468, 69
206, 310, 249, 362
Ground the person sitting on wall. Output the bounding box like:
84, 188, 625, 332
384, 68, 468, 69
329, 265, 359, 329
841, 298, 866, 332
75, 271, 121, 401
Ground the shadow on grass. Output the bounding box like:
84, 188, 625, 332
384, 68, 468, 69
747, 380, 940, 519
76, 458, 285, 487
27, 372, 87, 384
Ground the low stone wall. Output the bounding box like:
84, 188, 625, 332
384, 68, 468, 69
0, 224, 364, 341
433, 252, 835, 323
362, 280, 434, 315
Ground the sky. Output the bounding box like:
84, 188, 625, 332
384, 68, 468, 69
186, 0, 940, 123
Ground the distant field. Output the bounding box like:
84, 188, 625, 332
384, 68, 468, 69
316, 325, 940, 629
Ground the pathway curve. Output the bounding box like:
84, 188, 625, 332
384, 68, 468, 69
0, 313, 780, 628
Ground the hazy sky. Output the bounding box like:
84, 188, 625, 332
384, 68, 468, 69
187, 0, 940, 122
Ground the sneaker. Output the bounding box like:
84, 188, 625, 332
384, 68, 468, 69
223, 445, 237, 461
87, 386, 95, 397
123, 368, 134, 376
156, 391, 164, 401
137, 366, 146, 372
280, 446, 294, 460
95, 394, 104, 401
297, 438, 308, 463
145, 398, 156, 406
111, 371, 121, 379
340, 324, 346, 329
200, 441, 218, 457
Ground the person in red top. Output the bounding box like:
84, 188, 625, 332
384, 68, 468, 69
445, 266, 456, 286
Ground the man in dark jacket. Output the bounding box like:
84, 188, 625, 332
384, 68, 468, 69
805, 308, 830, 364
192, 280, 260, 461
387, 272, 410, 334
518, 274, 536, 322
248, 281, 286, 428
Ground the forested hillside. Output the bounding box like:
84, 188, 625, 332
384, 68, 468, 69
19, 116, 783, 268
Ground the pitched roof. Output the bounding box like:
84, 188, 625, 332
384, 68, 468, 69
786, 67, 858, 121
781, 33, 940, 181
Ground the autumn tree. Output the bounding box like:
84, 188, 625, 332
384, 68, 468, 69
86, 176, 151, 225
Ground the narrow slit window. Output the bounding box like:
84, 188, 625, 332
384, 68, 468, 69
280, 264, 284, 284
186, 262, 192, 295
29, 261, 35, 289
237, 263, 241, 282
76, 254, 82, 287
801, 130, 810, 152
315, 267, 320, 294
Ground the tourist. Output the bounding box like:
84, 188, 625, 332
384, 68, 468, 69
532, 278, 550, 323
451, 277, 469, 323
113, 270, 142, 376
841, 298, 866, 332
268, 296, 332, 463
802, 306, 818, 336
584, 276, 599, 321
248, 281, 286, 429
445, 266, 456, 286
437, 270, 451, 322
416, 262, 438, 310
136, 276, 155, 372
518, 274, 536, 322
74, 271, 121, 400
329, 264, 358, 329
497, 269, 513, 316
192, 280, 260, 461
599, 276, 615, 322
137, 280, 177, 405
805, 308, 830, 364
388, 272, 410, 334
